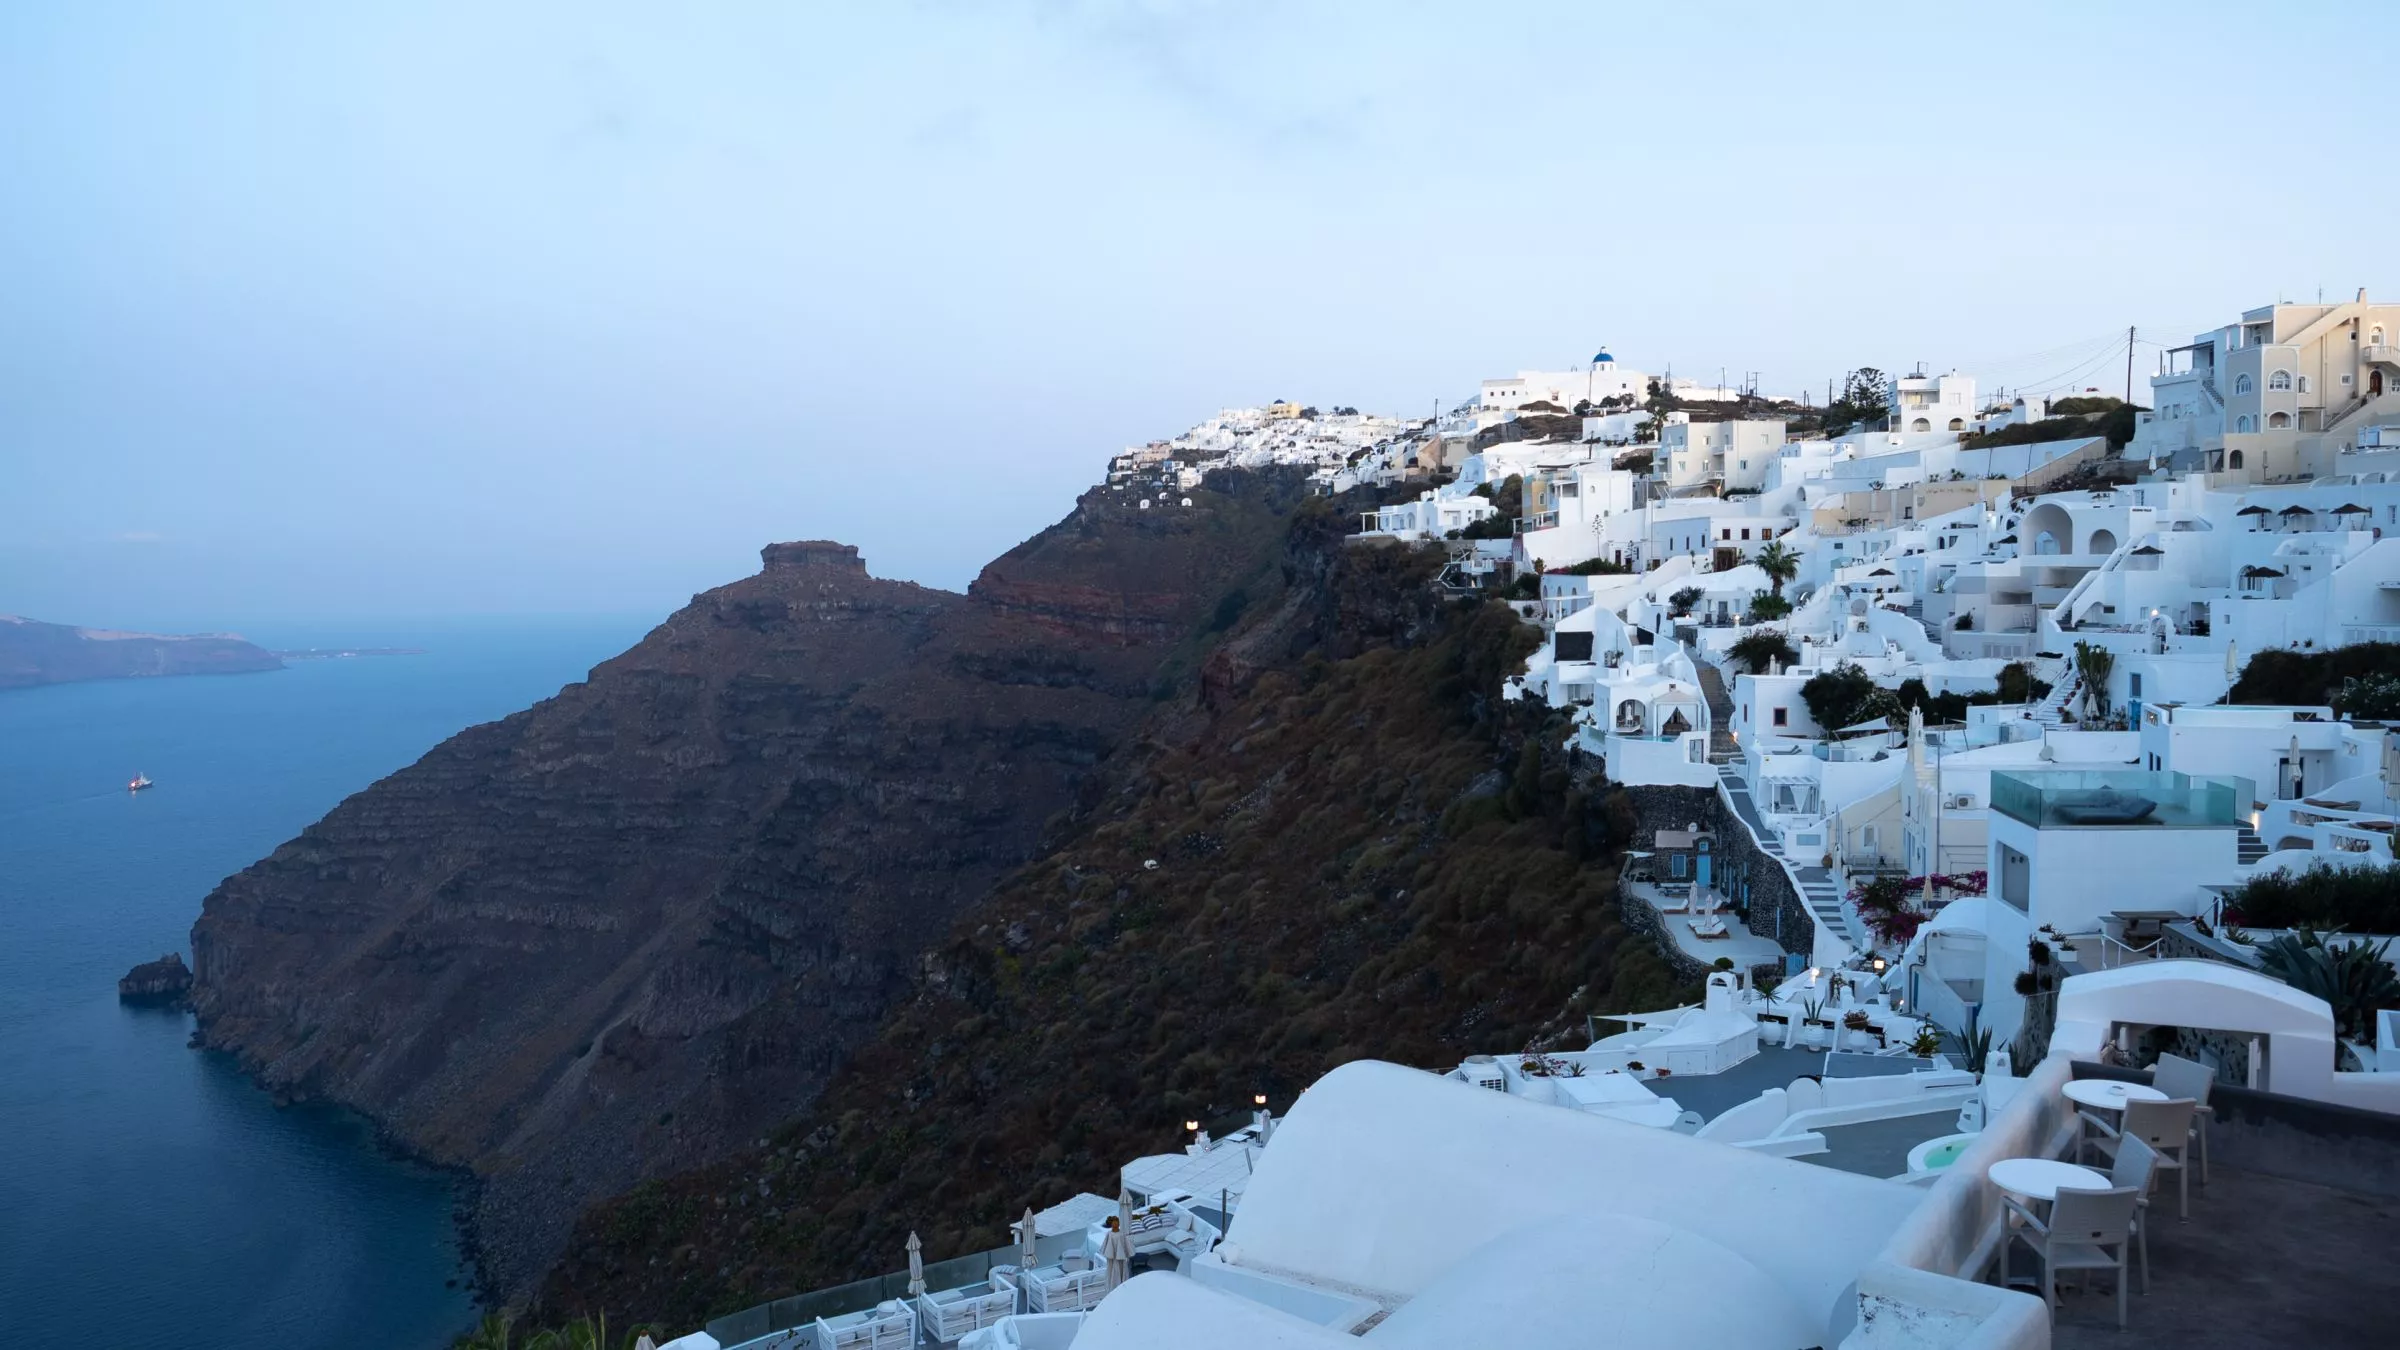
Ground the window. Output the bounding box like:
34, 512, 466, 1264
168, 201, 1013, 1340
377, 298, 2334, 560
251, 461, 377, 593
2129, 673, 2142, 697
1772, 707, 1788, 727
1741, 529, 1751, 540
2230, 449, 2245, 468
1999, 842, 2031, 913
2236, 415, 2256, 433
1671, 852, 1688, 879
2234, 374, 2254, 395
2269, 370, 2292, 391
2268, 412, 2290, 428
2297, 376, 2310, 394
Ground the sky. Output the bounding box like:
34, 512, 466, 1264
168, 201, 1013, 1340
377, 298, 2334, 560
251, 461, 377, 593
3, 1, 2395, 629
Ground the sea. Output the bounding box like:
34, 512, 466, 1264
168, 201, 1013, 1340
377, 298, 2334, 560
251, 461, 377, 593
0, 616, 655, 1350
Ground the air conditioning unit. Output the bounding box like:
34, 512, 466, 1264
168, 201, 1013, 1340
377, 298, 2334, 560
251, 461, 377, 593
1947, 794, 1976, 810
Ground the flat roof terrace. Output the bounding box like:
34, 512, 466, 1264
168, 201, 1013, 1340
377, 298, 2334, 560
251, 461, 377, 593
2041, 1064, 2400, 1346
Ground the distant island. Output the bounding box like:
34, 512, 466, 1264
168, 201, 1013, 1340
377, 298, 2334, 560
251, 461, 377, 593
274, 647, 428, 660
0, 614, 284, 690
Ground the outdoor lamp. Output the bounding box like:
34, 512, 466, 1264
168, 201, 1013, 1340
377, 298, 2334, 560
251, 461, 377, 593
1253, 1094, 1268, 1108
1872, 956, 1887, 972
1184, 1120, 1200, 1134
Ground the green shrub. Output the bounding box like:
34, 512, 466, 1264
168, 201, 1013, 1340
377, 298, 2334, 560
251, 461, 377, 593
2223, 860, 2400, 935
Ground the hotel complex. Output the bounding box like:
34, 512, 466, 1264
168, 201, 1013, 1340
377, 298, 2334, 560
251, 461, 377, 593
660, 296, 2400, 1350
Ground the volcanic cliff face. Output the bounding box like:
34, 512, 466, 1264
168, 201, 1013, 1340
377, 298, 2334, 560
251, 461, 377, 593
538, 500, 1695, 1330
188, 474, 1306, 1293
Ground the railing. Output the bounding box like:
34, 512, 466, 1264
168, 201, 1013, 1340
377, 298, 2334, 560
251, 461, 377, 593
2342, 624, 2400, 645
708, 1231, 1089, 1349
1515, 510, 1560, 533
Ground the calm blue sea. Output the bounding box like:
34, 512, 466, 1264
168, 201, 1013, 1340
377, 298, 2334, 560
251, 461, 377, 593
0, 616, 655, 1350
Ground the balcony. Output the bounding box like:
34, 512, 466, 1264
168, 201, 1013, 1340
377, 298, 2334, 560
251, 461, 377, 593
1515, 510, 1560, 534
1990, 770, 2244, 830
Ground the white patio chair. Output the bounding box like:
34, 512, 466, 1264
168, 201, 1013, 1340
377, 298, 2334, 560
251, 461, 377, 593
2081, 1097, 2196, 1221
2151, 1053, 2216, 1183
2002, 1185, 2142, 1330
2105, 1135, 2158, 1294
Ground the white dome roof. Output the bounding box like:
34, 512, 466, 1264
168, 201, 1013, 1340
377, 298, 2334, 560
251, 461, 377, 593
1369, 1212, 1817, 1350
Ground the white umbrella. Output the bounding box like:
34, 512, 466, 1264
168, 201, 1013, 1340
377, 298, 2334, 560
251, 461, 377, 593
1102, 1224, 1135, 1291
633, 1338, 656, 1350
1018, 1207, 1038, 1268
2226, 638, 2240, 680
906, 1229, 925, 1297
1118, 1188, 1134, 1237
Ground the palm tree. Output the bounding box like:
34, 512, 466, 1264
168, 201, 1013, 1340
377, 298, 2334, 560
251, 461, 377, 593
1754, 539, 1798, 597
2073, 640, 2114, 721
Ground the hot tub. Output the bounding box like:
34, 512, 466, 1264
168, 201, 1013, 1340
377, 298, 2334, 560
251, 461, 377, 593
1907, 1132, 1979, 1174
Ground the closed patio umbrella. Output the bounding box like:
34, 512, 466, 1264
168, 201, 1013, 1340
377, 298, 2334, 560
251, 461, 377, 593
1018, 1207, 1038, 1268
2226, 639, 2240, 680
1102, 1224, 1135, 1291
906, 1230, 925, 1297
633, 1338, 656, 1350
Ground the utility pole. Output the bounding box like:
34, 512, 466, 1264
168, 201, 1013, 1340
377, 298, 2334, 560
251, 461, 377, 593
2124, 325, 2135, 406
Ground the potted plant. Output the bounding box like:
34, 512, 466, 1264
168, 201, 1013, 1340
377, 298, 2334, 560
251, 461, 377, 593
1799, 995, 1830, 1048
1907, 1024, 1943, 1058
1842, 1009, 1877, 1051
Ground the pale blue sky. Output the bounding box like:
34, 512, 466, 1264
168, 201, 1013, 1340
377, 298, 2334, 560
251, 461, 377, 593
3, 1, 2393, 627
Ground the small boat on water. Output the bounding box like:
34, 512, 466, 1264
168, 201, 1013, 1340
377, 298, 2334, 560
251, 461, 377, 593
128, 774, 154, 793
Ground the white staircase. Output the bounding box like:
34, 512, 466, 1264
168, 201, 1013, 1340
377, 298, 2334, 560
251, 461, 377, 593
2032, 670, 2080, 728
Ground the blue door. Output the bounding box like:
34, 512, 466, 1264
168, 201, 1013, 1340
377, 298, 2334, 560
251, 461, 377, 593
1695, 841, 1712, 892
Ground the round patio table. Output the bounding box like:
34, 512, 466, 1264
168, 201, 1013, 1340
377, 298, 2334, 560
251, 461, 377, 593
1987, 1157, 2109, 1202
2062, 1079, 2168, 1114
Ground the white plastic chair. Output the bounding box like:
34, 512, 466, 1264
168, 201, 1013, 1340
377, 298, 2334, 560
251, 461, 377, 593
2151, 1053, 2217, 1183
2082, 1097, 2196, 1221
2003, 1185, 2142, 1329
2105, 1134, 2158, 1293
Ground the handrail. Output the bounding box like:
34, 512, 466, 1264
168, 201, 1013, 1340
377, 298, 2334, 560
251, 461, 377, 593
2095, 931, 2164, 969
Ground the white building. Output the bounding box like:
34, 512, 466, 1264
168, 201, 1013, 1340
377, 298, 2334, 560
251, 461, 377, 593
1478, 353, 1647, 420
1658, 414, 1787, 491
2129, 293, 2400, 480
1893, 370, 1979, 434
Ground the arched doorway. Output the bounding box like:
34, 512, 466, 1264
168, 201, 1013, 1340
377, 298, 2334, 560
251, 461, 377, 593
1911, 418, 1931, 432
2088, 528, 2118, 554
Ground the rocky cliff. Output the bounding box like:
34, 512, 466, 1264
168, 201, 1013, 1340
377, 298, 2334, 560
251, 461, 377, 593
187, 473, 1307, 1294
537, 506, 1695, 1330
0, 615, 282, 689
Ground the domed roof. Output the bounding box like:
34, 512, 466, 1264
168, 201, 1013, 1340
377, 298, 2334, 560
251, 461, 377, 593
1370, 1211, 1819, 1350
